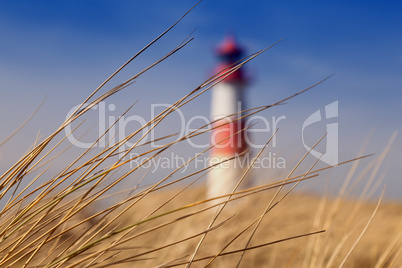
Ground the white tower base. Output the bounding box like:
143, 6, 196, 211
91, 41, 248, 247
206, 155, 252, 203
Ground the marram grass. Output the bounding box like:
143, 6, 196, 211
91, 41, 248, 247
0, 5, 401, 268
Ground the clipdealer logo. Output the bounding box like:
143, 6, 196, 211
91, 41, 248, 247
63, 101, 339, 168
302, 101, 339, 166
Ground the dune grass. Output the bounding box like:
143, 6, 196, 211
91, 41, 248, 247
0, 4, 401, 267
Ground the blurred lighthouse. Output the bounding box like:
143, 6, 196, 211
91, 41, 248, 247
207, 35, 252, 200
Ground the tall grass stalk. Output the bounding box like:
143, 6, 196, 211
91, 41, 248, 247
0, 4, 400, 268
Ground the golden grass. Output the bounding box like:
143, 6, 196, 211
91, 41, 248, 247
102, 187, 401, 268
0, 3, 401, 267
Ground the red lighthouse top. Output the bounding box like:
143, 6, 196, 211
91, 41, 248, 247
214, 34, 245, 83
216, 34, 244, 57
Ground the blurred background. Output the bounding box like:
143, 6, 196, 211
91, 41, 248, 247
0, 0, 401, 199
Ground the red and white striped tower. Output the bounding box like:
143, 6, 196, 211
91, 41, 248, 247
207, 35, 252, 200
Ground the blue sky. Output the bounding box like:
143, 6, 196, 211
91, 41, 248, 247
0, 1, 401, 198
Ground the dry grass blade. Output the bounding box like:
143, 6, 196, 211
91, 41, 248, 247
84, 216, 234, 268
235, 134, 327, 267
374, 229, 402, 268
338, 186, 386, 268
0, 97, 46, 149
66, 0, 202, 121
186, 129, 280, 267
206, 157, 321, 267
0, 2, 399, 267
162, 230, 326, 267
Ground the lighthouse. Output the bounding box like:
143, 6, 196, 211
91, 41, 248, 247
207, 35, 252, 200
